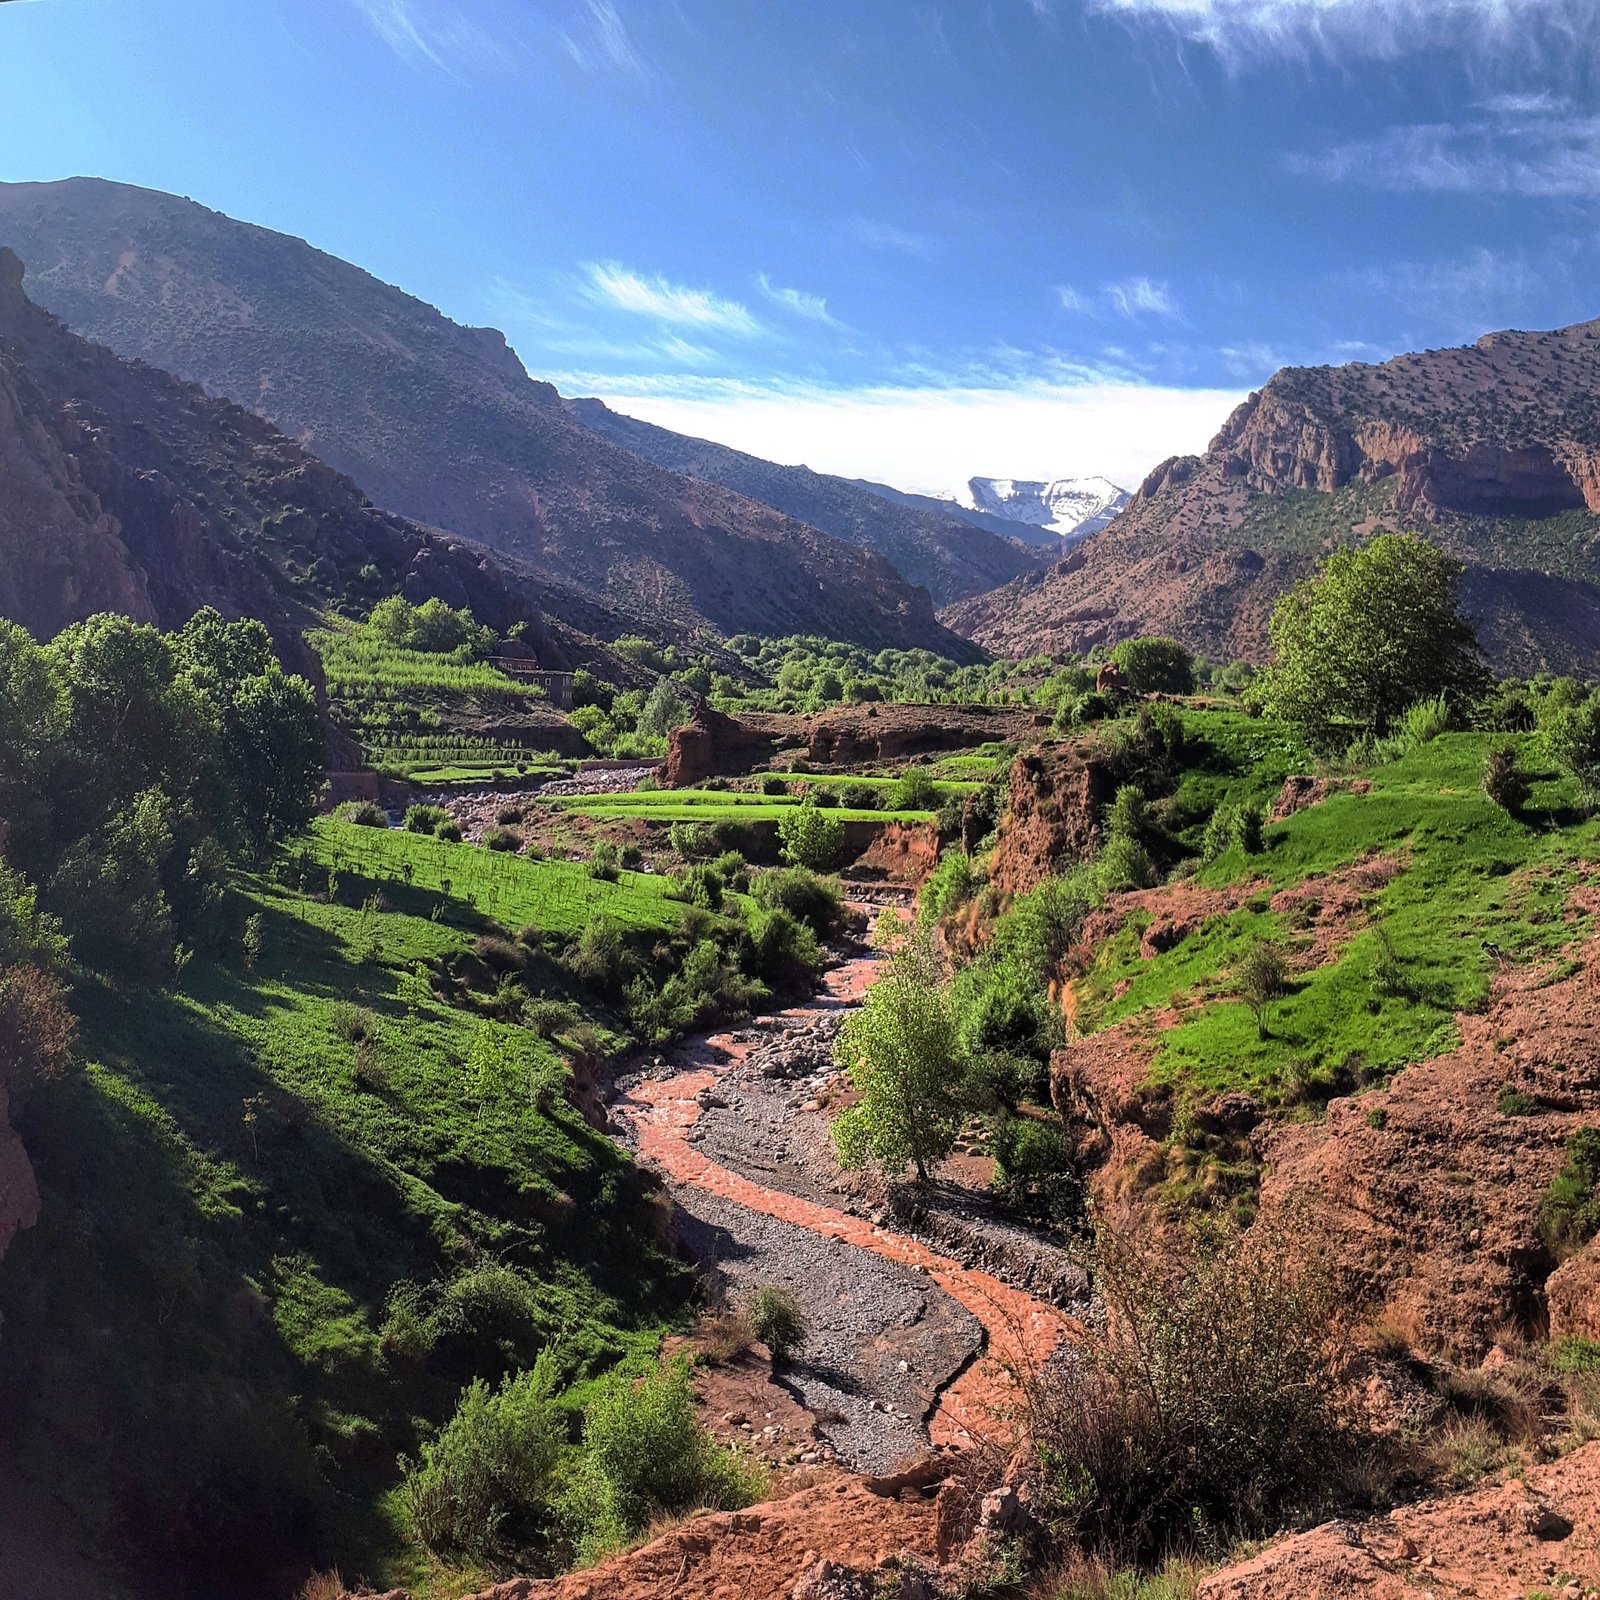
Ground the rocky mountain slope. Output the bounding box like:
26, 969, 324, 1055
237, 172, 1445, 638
0, 246, 617, 672
944, 325, 1600, 673
562, 396, 1046, 606
0, 177, 972, 656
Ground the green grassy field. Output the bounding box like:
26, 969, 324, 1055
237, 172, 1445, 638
1, 854, 686, 1593
407, 760, 570, 786
1075, 728, 1600, 1107
541, 788, 935, 825
304, 819, 692, 934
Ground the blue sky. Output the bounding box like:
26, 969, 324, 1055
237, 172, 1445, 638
3, 0, 1599, 494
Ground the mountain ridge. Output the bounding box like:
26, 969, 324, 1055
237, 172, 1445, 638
0, 177, 976, 658
562, 395, 1047, 606
944, 321, 1600, 674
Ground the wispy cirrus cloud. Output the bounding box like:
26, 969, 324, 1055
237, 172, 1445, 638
346, 0, 508, 73
756, 274, 846, 329
1085, 0, 1600, 64
1288, 98, 1600, 198
1104, 276, 1180, 318
1056, 278, 1181, 319
579, 262, 763, 336
851, 218, 942, 256
560, 0, 648, 77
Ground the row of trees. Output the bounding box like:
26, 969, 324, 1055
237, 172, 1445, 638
0, 608, 323, 981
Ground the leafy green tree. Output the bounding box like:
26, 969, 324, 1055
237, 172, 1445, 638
639, 678, 692, 739
0, 621, 67, 844
777, 798, 845, 871
1110, 636, 1195, 696
1259, 534, 1485, 739
832, 932, 965, 1181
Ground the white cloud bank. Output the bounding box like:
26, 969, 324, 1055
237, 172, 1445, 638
565, 375, 1243, 499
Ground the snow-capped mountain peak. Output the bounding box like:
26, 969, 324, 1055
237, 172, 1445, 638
959, 475, 1129, 541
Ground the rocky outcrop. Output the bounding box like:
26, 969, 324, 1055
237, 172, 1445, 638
661, 703, 1044, 790
662, 702, 785, 788
853, 823, 941, 885
990, 743, 1115, 898
1547, 1239, 1600, 1345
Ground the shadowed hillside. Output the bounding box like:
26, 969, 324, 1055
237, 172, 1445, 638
0, 177, 976, 657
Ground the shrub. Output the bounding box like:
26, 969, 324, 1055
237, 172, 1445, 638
475, 934, 527, 973
1068, 689, 1115, 726
1482, 743, 1529, 813
337, 800, 388, 828
777, 799, 846, 872
991, 1111, 1083, 1233
752, 867, 844, 937
1545, 695, 1600, 809
760, 775, 789, 796
437, 820, 464, 843
402, 1355, 563, 1559
668, 821, 717, 861
332, 1002, 379, 1044
565, 915, 633, 997
588, 840, 620, 881
241, 912, 265, 971
745, 905, 822, 989
1018, 1222, 1360, 1566
1202, 802, 1264, 861
572, 1358, 763, 1556
481, 826, 523, 853
1539, 1127, 1600, 1257
811, 787, 839, 809
839, 781, 880, 810
522, 996, 580, 1039
1110, 636, 1195, 696
920, 848, 976, 925
710, 849, 750, 894
404, 803, 452, 835
671, 864, 725, 911
496, 805, 525, 826
744, 1285, 807, 1364
1233, 938, 1288, 1039
1497, 1083, 1537, 1117
890, 768, 941, 812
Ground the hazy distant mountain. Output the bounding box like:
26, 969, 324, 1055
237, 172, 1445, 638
0, 177, 975, 657
847, 474, 1128, 547
943, 324, 1600, 674
563, 396, 1046, 606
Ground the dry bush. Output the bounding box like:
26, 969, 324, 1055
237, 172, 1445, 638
1012, 1217, 1370, 1568
693, 1301, 755, 1364
0, 961, 74, 1088
295, 1572, 345, 1600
